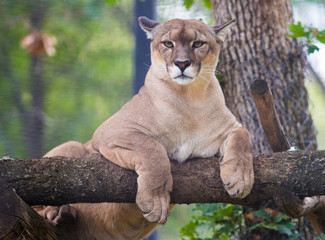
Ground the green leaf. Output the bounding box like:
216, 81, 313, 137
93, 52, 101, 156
213, 232, 231, 240
202, 0, 212, 9
288, 22, 309, 38
316, 30, 325, 44
183, 0, 194, 9
287, 232, 300, 240
180, 220, 200, 239
248, 222, 264, 231
307, 44, 320, 54
249, 222, 278, 231
276, 224, 294, 236
273, 213, 288, 223
218, 204, 234, 217
216, 72, 225, 83
253, 209, 272, 221
263, 224, 278, 231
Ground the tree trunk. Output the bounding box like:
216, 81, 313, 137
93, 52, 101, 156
26, 56, 45, 159
25, 1, 48, 158
212, 0, 318, 238
213, 0, 317, 153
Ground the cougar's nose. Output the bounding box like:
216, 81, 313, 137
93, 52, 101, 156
174, 60, 191, 72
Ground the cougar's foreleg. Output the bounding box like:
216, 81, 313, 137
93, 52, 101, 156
98, 133, 173, 224
220, 127, 254, 198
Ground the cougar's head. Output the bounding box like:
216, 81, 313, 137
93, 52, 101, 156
139, 17, 235, 86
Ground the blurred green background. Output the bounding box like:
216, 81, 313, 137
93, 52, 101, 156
0, 0, 324, 239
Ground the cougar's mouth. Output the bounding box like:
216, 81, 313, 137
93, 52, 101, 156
172, 74, 196, 85
175, 73, 193, 79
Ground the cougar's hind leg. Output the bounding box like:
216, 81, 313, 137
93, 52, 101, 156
43, 140, 88, 158
37, 141, 89, 230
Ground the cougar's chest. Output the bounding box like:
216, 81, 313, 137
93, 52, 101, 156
162, 108, 221, 163
167, 129, 218, 163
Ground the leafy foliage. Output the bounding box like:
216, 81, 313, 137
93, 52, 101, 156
180, 204, 301, 240
288, 21, 325, 54
317, 233, 325, 240
180, 204, 244, 240
248, 209, 299, 240
183, 0, 195, 9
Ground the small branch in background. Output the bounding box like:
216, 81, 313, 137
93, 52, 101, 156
250, 79, 291, 152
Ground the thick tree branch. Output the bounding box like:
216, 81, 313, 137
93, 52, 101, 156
0, 150, 324, 207
0, 182, 57, 239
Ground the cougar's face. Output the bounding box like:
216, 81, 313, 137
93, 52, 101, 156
151, 19, 220, 85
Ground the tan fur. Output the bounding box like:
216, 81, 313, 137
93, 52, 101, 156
38, 17, 254, 239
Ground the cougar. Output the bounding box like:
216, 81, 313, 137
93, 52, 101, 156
37, 17, 254, 239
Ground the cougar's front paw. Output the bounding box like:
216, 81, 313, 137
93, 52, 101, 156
136, 174, 173, 224
220, 157, 254, 198
43, 205, 78, 225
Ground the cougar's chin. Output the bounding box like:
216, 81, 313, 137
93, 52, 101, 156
172, 75, 196, 85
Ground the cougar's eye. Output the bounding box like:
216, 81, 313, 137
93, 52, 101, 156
193, 41, 204, 48
163, 41, 173, 48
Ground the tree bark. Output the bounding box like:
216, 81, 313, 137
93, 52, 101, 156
213, 0, 317, 153
0, 151, 324, 207
26, 56, 45, 159
25, 2, 48, 159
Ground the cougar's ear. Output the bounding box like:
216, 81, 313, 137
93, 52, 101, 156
213, 19, 236, 43
138, 16, 160, 40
